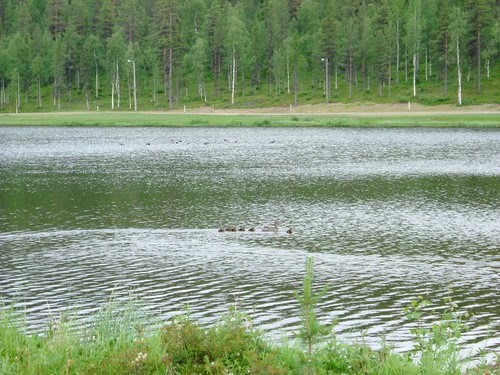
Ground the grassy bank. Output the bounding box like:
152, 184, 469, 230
1, 258, 497, 375
0, 111, 499, 127
0, 303, 496, 375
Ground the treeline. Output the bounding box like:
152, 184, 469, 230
0, 0, 498, 111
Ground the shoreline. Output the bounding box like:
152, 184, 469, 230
1, 103, 500, 116
0, 103, 499, 127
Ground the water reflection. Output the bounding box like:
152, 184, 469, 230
0, 127, 499, 352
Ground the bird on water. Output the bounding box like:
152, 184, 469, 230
262, 220, 282, 232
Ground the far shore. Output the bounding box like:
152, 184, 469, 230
1, 102, 500, 116
0, 103, 499, 127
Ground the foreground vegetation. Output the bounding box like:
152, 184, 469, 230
0, 111, 499, 128
1, 258, 497, 375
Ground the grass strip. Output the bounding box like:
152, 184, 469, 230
0, 112, 499, 127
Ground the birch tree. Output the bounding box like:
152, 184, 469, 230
107, 30, 127, 109
406, 0, 423, 97
190, 36, 209, 102
225, 6, 248, 105
450, 7, 468, 106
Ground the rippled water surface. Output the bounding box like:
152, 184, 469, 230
0, 126, 499, 352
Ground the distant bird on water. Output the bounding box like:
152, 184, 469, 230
262, 220, 281, 232
287, 228, 293, 234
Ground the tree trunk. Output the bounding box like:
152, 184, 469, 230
425, 48, 428, 81
94, 54, 99, 99
413, 53, 417, 97
286, 54, 290, 94
444, 38, 449, 96
396, 17, 400, 85
169, 47, 174, 110
456, 35, 462, 106
37, 76, 42, 107
293, 67, 298, 105
16, 75, 20, 112
388, 48, 392, 97
0, 79, 4, 109
335, 63, 338, 91
116, 62, 121, 108
231, 46, 236, 105
163, 48, 168, 99
111, 78, 115, 109
476, 28, 481, 93
128, 78, 132, 109
405, 47, 408, 82
349, 49, 353, 99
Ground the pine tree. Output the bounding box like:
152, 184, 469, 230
466, 0, 495, 93
155, 0, 180, 109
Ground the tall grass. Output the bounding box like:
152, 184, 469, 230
0, 259, 497, 374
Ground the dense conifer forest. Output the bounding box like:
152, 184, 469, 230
0, 0, 498, 111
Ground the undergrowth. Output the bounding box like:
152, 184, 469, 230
0, 257, 497, 374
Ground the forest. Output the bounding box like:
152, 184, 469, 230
0, 0, 498, 112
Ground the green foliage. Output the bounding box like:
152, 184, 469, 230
0, 281, 498, 374
405, 296, 471, 374
295, 256, 331, 354
0, 0, 498, 112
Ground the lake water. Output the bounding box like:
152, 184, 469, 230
0, 126, 498, 353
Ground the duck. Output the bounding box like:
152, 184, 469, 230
248, 227, 255, 232
262, 220, 282, 232
238, 227, 245, 232
286, 228, 293, 234
218, 228, 225, 232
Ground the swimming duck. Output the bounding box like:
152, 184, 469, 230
262, 220, 282, 232
248, 227, 255, 232
286, 228, 293, 234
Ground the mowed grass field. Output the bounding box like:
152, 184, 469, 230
0, 111, 499, 127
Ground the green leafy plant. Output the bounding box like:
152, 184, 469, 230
295, 256, 331, 355
405, 295, 470, 374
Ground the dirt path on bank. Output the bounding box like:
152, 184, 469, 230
171, 103, 500, 115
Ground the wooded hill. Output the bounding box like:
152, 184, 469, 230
0, 0, 498, 112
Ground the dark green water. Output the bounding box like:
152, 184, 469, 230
0, 126, 498, 352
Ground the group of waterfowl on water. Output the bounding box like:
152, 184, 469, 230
218, 220, 292, 234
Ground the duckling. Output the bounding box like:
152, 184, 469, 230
248, 227, 255, 232
262, 220, 282, 232
238, 227, 245, 232
286, 228, 293, 234
218, 228, 225, 232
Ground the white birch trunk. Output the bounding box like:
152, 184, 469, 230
111, 79, 115, 110
286, 54, 290, 94
335, 64, 338, 90
116, 62, 121, 108
231, 46, 236, 105
16, 75, 20, 112
37, 76, 42, 107
128, 79, 132, 109
486, 59, 490, 79
94, 53, 99, 99
413, 53, 417, 97
456, 36, 462, 106
425, 48, 428, 81
396, 17, 400, 85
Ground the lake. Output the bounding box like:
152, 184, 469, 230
0, 126, 498, 354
